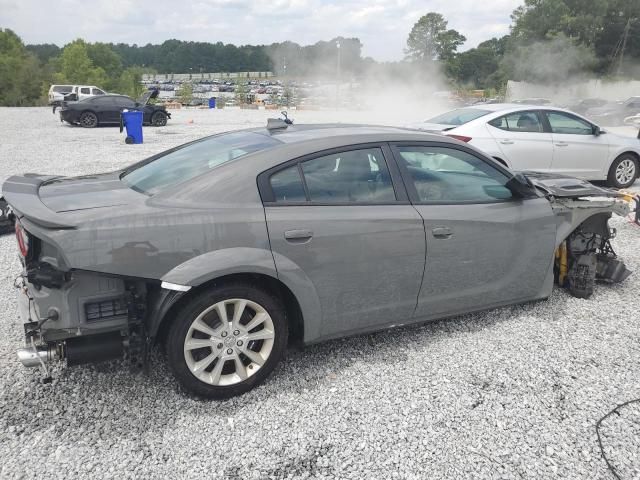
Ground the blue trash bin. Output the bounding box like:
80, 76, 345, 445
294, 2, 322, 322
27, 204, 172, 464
208, 97, 216, 109
120, 110, 144, 144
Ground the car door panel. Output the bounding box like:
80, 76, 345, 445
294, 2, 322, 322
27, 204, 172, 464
390, 142, 557, 319
262, 145, 425, 338
266, 205, 425, 337
414, 200, 556, 317
544, 111, 610, 179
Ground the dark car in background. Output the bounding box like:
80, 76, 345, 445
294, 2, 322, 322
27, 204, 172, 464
59, 91, 170, 128
585, 96, 640, 125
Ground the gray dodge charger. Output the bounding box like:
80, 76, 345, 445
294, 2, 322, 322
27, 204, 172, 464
2, 121, 635, 398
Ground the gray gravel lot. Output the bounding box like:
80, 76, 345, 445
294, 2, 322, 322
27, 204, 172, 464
0, 107, 639, 479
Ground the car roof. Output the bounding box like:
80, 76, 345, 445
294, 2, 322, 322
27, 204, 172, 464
461, 103, 589, 116
247, 123, 447, 144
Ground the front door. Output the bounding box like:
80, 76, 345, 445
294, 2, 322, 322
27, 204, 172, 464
391, 143, 557, 319
262, 145, 426, 338
543, 110, 610, 180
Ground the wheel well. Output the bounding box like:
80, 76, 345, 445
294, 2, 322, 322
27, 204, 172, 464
153, 272, 304, 347
492, 156, 508, 167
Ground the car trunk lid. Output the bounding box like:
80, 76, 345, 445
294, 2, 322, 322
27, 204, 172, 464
2, 172, 142, 228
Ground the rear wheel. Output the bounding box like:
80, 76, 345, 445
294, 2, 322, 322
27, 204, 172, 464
607, 154, 638, 189
79, 111, 98, 128
166, 283, 288, 399
151, 111, 168, 127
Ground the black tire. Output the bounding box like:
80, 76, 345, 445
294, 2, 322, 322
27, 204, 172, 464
79, 111, 98, 128
607, 154, 638, 189
166, 283, 288, 399
151, 111, 168, 127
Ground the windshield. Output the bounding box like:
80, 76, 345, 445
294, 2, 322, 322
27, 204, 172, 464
426, 108, 491, 126
121, 131, 280, 195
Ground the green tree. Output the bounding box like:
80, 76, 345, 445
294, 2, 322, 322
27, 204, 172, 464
87, 43, 123, 79
117, 66, 145, 98
177, 83, 193, 105
405, 13, 466, 62
57, 39, 108, 87
510, 0, 640, 74
0, 29, 44, 106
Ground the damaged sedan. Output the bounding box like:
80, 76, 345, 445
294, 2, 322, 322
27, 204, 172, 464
2, 123, 636, 398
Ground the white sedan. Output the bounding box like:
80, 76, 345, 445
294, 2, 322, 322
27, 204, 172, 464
409, 104, 640, 188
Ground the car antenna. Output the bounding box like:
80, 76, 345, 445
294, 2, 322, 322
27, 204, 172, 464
266, 111, 294, 131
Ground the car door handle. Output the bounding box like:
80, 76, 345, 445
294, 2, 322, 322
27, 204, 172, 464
555, 142, 569, 147
499, 140, 514, 145
284, 229, 313, 242
432, 227, 452, 239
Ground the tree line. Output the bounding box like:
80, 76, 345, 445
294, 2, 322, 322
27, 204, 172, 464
1, 0, 639, 106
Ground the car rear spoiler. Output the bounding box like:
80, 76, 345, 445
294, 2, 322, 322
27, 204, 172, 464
1, 175, 76, 229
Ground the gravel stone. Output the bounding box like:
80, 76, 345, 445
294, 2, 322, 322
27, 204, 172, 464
0, 107, 638, 479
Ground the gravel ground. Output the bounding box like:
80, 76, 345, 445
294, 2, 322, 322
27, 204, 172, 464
0, 107, 639, 480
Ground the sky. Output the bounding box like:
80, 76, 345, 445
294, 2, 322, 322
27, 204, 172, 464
0, 0, 523, 61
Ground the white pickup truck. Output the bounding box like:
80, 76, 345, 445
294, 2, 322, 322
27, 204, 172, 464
49, 85, 107, 110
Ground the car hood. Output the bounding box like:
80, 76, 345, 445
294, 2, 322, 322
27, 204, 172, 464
137, 89, 159, 105
522, 171, 619, 198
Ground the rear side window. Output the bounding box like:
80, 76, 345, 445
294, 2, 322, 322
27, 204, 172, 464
268, 147, 396, 203
80, 87, 90, 94
489, 111, 543, 133
270, 166, 306, 202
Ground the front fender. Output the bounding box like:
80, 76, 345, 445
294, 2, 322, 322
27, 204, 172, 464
160, 247, 322, 343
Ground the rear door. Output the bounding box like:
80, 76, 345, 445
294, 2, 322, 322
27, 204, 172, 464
542, 110, 610, 179
261, 144, 426, 338
486, 110, 554, 171
391, 142, 557, 319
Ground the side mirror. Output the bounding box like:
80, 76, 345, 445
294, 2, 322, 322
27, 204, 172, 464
593, 125, 605, 136
505, 173, 537, 199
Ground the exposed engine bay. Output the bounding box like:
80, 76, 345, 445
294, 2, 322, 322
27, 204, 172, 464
525, 171, 637, 298
556, 213, 631, 298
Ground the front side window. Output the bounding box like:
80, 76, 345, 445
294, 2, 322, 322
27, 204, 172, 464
397, 146, 512, 203
489, 111, 543, 133
122, 132, 280, 195
114, 97, 136, 108
92, 88, 105, 95
546, 112, 593, 135
92, 97, 112, 105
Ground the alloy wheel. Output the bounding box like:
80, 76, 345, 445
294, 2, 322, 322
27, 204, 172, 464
615, 159, 636, 186
183, 298, 275, 386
